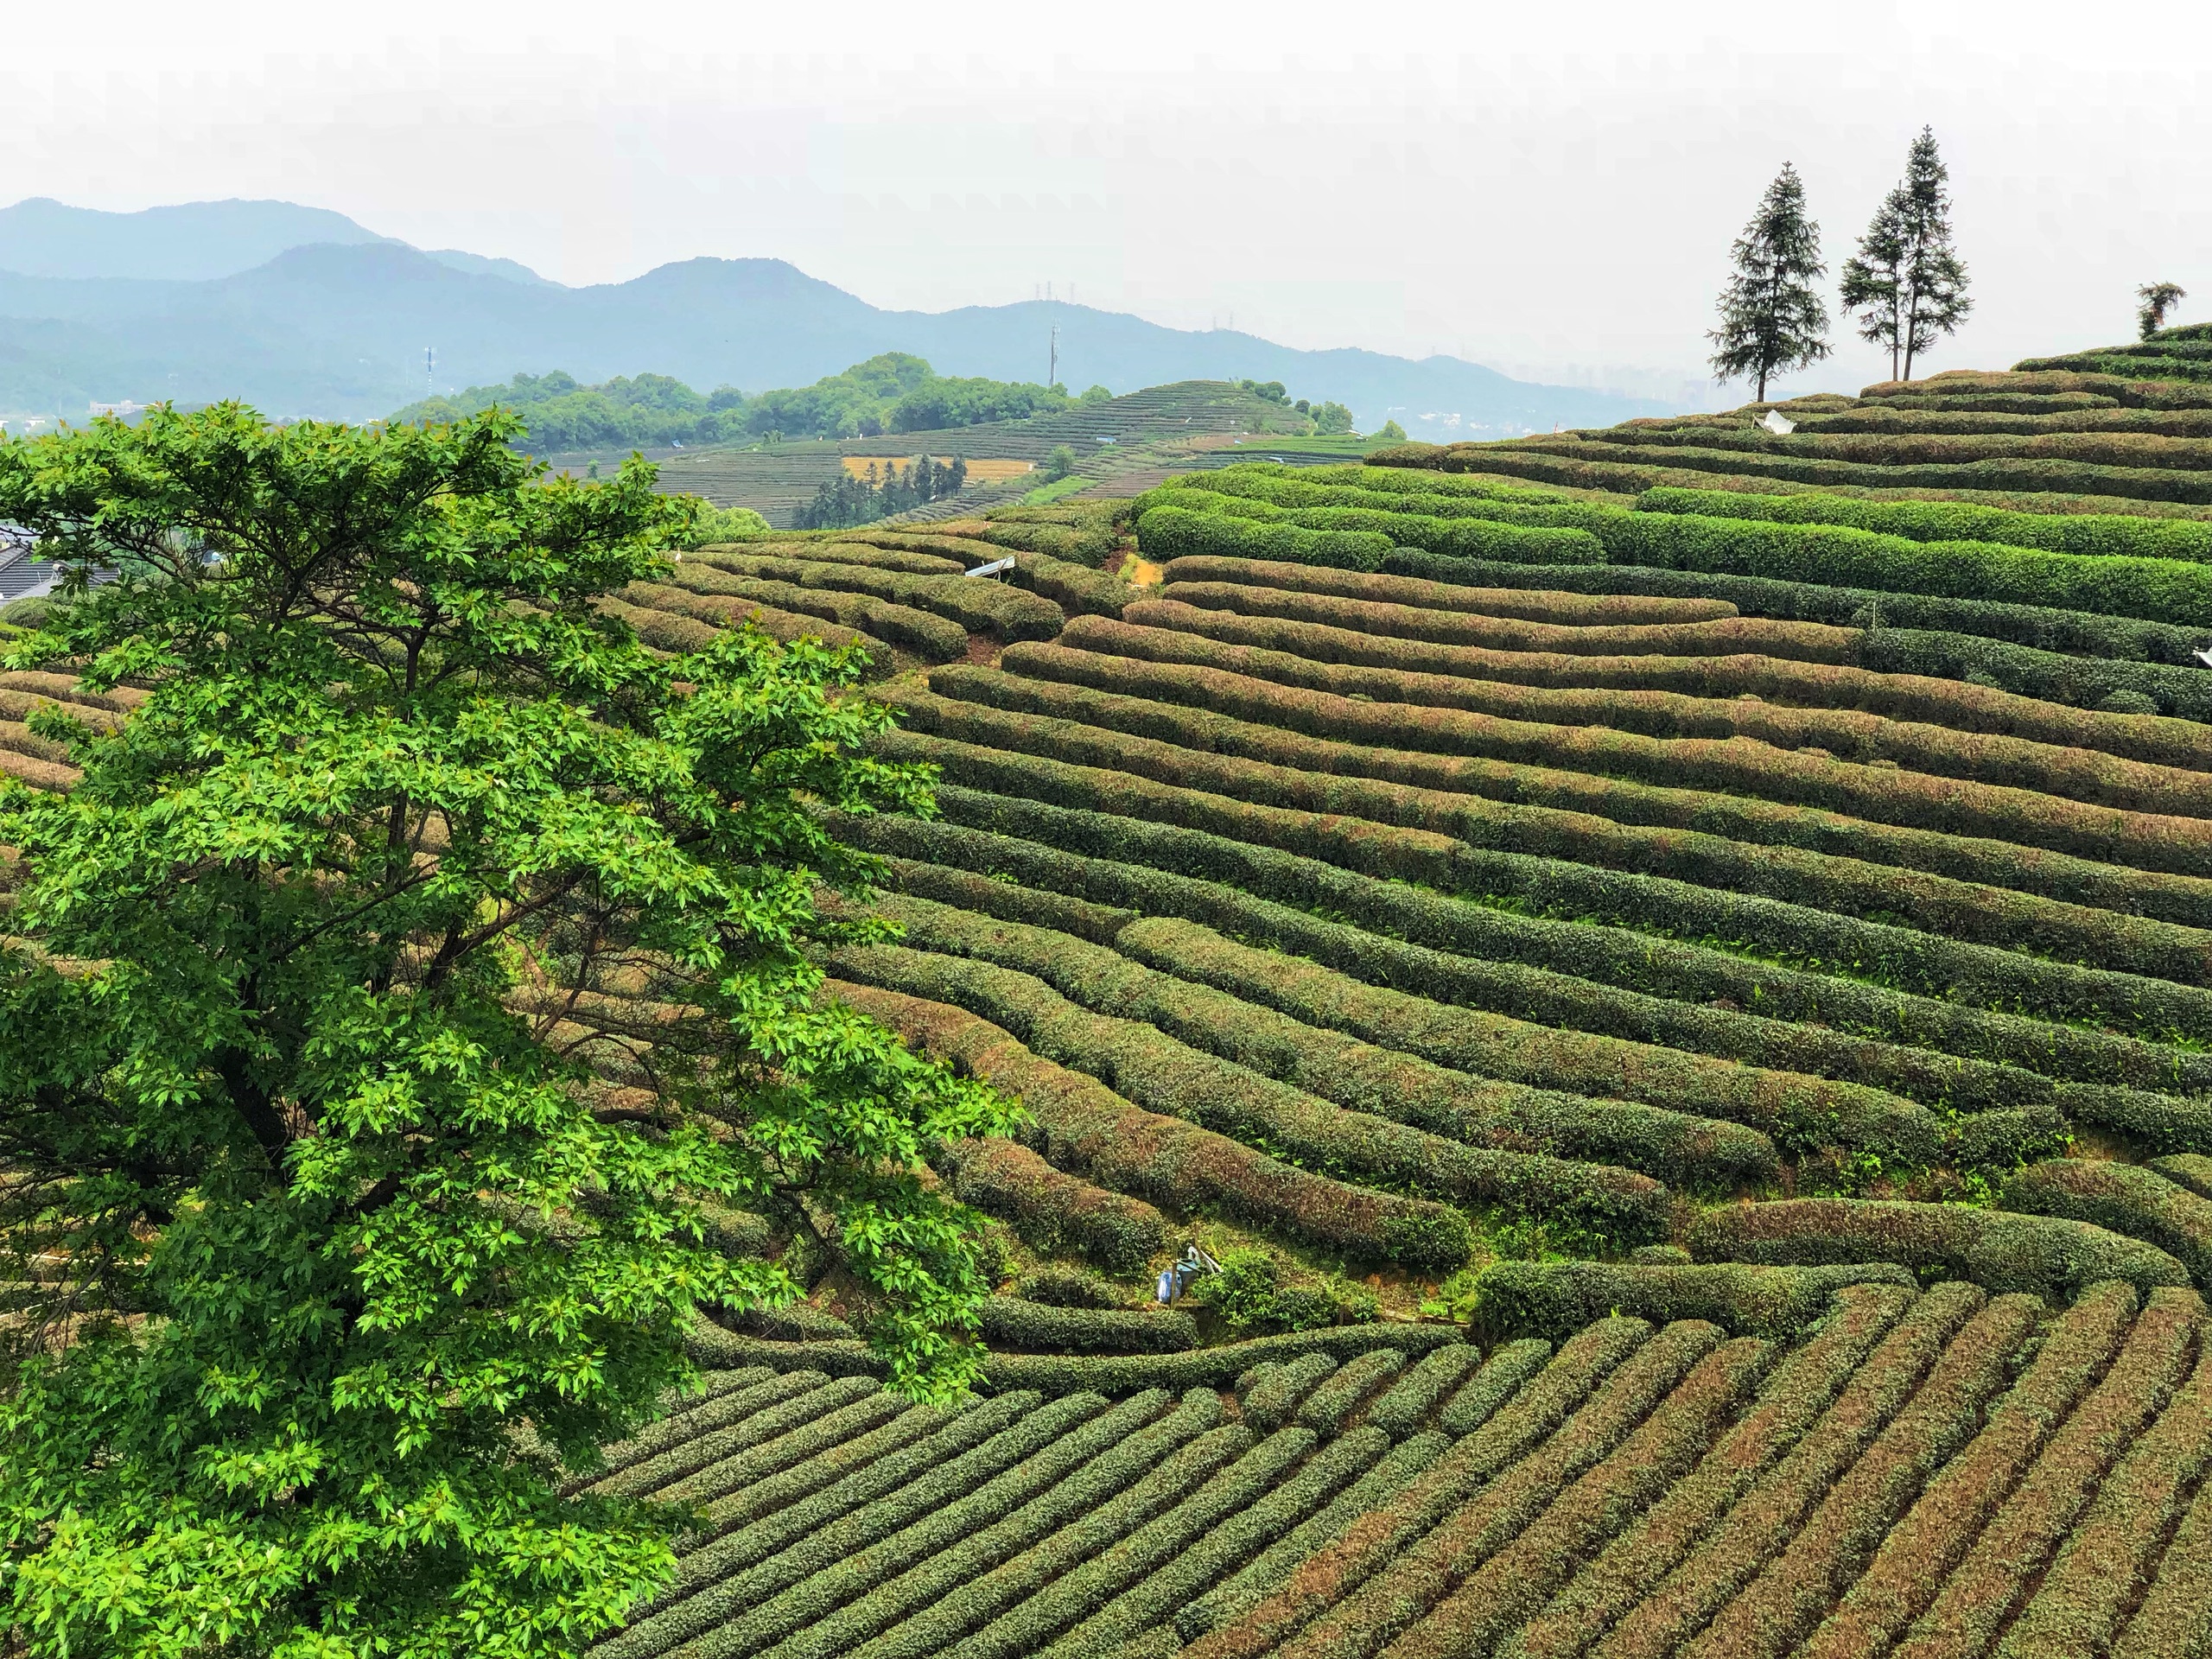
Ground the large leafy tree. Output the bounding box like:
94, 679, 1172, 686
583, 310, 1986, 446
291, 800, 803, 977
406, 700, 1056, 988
1707, 162, 1831, 403
0, 405, 1015, 1658
1842, 126, 1973, 382
2139, 282, 2187, 340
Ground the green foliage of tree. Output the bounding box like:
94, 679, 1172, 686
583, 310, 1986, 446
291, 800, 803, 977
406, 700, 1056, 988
1707, 162, 1831, 403
2139, 282, 2188, 340
1375, 420, 1408, 442
1078, 385, 1114, 404
680, 500, 772, 546
0, 405, 1017, 1657
1843, 127, 1973, 382
1311, 401, 1356, 436
1042, 444, 1080, 483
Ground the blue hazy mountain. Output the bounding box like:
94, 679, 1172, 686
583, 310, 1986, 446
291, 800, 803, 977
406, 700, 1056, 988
0, 199, 1669, 434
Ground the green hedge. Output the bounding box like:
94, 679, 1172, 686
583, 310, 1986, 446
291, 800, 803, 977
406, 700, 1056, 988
915, 1424, 1295, 1659
871, 826, 2206, 1149
834, 934, 1493, 1258
1294, 1349, 1408, 1433
1241, 1352, 1339, 1432
1069, 611, 2212, 813
1043, 1427, 1392, 1659
661, 566, 971, 659
881, 726, 2212, 1018
689, 549, 1065, 640
1363, 1345, 1484, 1440
2003, 1159, 2212, 1287
977, 1325, 1471, 1398
865, 887, 1679, 1230
855, 817, 1774, 1186
1689, 1198, 2191, 1297
1144, 485, 1605, 565
1377, 547, 2212, 676
1800, 1281, 2138, 1659
1175, 1431, 1448, 1643
999, 636, 2212, 879
2148, 1153, 2212, 1199
1014, 550, 1134, 618
927, 658, 2212, 936
1154, 554, 1732, 625
1638, 486, 2212, 563
975, 1296, 1198, 1355
891, 734, 2212, 1040
760, 1390, 1220, 1659
587, 1372, 865, 1498
1469, 1260, 1916, 1341
1132, 504, 1393, 571
828, 968, 1474, 1268
1421, 436, 2212, 509
931, 1136, 1168, 1274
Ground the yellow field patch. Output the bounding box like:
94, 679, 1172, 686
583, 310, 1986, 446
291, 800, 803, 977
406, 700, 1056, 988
840, 455, 1035, 482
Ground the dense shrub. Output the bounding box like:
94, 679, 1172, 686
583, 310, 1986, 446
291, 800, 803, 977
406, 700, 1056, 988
1589, 1281, 1985, 1659
825, 973, 1473, 1267
1241, 1352, 1340, 1431
1181, 1318, 1654, 1659
1014, 550, 1134, 617
1893, 1286, 2202, 1659
1796, 1281, 2137, 1659
758, 1390, 1222, 1659
1992, 1343, 2212, 1657
1639, 485, 2212, 563
1246, 1323, 1727, 1659
1015, 1268, 1130, 1309
2108, 1413, 2212, 1657
1194, 1249, 1377, 1338
1135, 504, 1393, 571
1684, 1294, 2046, 1659
1156, 555, 1730, 623
1506, 1282, 1912, 1659
997, 639, 2212, 875
864, 891, 1674, 1234
592, 1390, 1079, 1659
746, 537, 966, 575
979, 1325, 1471, 1398
1439, 1338, 1555, 1437
1065, 613, 2212, 811
690, 548, 1065, 639
1291, 1351, 1405, 1433
2148, 1152, 2212, 1198
1143, 485, 1606, 564
1376, 548, 2212, 677
1690, 1198, 2191, 1296
1363, 1346, 1484, 1440
887, 749, 2212, 1039
1415, 435, 2212, 507
1177, 1432, 1450, 1643
880, 720, 2212, 997
879, 835, 2177, 1140
930, 1135, 1169, 1273
2004, 1158, 2212, 1287
1045, 1428, 1392, 1659
874, 838, 1776, 1186
912, 670, 2212, 930
1390, 1338, 1774, 1659
663, 564, 971, 658
973, 1296, 1198, 1354
588, 1373, 866, 1498
1471, 1261, 1916, 1341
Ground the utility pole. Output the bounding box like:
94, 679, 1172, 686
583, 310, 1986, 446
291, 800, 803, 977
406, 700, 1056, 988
424, 346, 435, 400
1049, 323, 1058, 389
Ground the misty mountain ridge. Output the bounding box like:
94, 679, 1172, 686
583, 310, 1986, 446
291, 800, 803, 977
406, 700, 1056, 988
0, 197, 1671, 435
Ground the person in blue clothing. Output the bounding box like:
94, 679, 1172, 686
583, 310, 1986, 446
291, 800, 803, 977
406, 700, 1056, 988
1156, 1243, 1220, 1303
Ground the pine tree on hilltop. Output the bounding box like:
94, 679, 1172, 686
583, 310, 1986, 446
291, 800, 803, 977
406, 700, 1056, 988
1707, 163, 1831, 404
1845, 127, 1973, 383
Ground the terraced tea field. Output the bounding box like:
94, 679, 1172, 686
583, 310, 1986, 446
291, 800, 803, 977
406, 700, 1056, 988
16, 334, 2212, 1655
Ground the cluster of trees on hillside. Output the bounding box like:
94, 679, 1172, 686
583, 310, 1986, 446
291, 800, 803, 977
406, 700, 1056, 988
388, 354, 1116, 451
793, 453, 970, 530
1237, 378, 1357, 434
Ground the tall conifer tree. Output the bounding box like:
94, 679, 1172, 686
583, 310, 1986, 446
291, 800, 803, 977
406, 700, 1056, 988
1844, 127, 1973, 382
1707, 163, 1830, 403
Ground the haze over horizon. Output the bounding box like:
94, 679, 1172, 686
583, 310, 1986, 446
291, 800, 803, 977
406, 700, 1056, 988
5, 0, 2209, 406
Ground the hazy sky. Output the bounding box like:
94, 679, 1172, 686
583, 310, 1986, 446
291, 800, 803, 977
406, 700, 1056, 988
7, 0, 2209, 401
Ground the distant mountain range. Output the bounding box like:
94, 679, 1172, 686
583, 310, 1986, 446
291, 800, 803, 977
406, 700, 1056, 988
0, 198, 1674, 436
